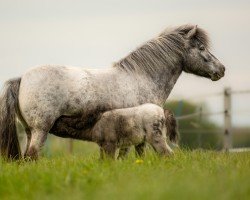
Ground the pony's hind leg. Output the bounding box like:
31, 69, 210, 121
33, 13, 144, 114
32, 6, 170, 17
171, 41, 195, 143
24, 128, 31, 157
117, 147, 130, 159
25, 129, 48, 160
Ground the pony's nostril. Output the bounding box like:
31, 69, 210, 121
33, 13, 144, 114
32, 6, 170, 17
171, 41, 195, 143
220, 67, 225, 77
222, 66, 225, 73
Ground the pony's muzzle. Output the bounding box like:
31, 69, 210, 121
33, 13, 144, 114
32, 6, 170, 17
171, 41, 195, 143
219, 65, 226, 76
211, 64, 225, 81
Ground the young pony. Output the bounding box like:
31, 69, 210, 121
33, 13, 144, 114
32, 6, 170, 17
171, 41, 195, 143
51, 104, 179, 159
0, 24, 225, 160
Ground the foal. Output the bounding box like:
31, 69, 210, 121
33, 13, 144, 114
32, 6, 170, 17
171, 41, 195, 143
90, 103, 178, 159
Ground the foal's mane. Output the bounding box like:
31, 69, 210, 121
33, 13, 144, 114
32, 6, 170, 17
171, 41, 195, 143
114, 24, 210, 76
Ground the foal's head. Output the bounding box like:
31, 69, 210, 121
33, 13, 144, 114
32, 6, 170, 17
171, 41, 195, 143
180, 25, 225, 81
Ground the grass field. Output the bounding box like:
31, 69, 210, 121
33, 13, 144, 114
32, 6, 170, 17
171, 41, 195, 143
0, 139, 250, 200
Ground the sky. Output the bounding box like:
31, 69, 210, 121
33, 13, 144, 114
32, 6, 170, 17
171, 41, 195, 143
0, 0, 250, 126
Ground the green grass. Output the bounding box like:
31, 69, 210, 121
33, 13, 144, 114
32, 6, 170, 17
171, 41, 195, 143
0, 140, 250, 200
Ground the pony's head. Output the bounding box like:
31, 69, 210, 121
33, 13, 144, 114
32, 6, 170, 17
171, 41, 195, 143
179, 25, 225, 81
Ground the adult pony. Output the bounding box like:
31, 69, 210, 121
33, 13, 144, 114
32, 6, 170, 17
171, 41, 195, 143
0, 24, 225, 160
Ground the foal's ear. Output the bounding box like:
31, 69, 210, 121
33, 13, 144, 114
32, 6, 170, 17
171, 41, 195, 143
186, 25, 198, 39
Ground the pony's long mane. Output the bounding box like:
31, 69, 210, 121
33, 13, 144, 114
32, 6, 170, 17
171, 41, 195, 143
114, 24, 210, 76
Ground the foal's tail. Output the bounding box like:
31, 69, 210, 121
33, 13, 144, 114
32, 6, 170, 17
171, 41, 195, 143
0, 77, 22, 160
164, 109, 179, 144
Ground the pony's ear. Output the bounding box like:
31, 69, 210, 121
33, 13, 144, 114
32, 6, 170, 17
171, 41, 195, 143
186, 25, 198, 39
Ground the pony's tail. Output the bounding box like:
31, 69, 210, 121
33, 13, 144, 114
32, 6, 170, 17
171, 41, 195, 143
0, 77, 22, 160
164, 109, 179, 144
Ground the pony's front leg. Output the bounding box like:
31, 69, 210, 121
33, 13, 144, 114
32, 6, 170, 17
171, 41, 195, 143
24, 129, 48, 160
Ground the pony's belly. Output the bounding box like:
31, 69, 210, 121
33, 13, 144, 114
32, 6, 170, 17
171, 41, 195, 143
49, 114, 98, 141
118, 132, 144, 147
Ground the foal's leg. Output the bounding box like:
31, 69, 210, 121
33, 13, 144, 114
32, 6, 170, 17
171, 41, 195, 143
100, 142, 117, 159
135, 143, 146, 157
117, 147, 131, 159
24, 129, 48, 160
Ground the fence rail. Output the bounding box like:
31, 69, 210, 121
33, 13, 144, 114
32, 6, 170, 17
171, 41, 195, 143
173, 87, 250, 151
176, 110, 225, 120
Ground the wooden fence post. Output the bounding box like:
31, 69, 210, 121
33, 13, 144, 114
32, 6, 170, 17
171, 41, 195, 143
223, 87, 232, 151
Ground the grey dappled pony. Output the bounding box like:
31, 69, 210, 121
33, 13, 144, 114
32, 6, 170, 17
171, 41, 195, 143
0, 24, 225, 160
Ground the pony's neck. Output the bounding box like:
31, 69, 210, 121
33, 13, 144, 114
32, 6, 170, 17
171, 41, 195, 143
154, 64, 182, 101
139, 62, 183, 104
113, 33, 185, 103
115, 55, 183, 104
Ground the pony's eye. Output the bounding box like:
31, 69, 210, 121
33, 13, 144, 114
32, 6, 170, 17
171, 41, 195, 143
199, 45, 205, 51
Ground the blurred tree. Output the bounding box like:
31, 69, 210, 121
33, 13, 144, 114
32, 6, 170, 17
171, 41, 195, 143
164, 100, 222, 149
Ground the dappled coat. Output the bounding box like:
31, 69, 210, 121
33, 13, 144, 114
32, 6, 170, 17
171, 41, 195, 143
91, 103, 177, 158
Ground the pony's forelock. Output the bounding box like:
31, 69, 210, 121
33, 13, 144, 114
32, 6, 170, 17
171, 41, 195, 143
174, 24, 210, 48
